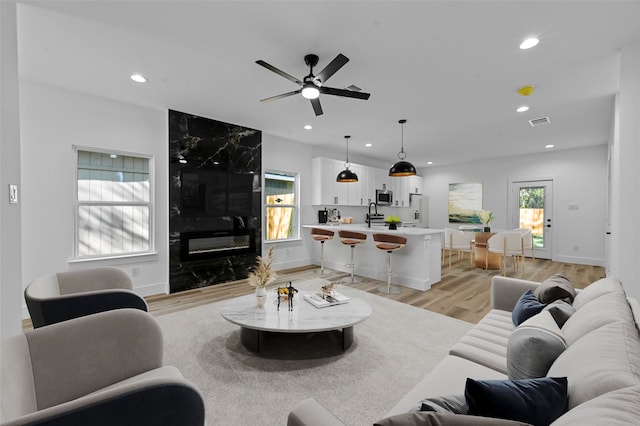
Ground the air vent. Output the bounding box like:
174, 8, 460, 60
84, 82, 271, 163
346, 84, 362, 92
529, 117, 551, 127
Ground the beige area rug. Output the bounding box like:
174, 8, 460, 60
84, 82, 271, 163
155, 283, 473, 426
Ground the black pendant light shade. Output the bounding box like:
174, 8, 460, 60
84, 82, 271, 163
337, 135, 358, 182
389, 119, 416, 176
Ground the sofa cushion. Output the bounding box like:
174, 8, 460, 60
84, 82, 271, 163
449, 309, 512, 374
420, 394, 467, 414
561, 291, 635, 345
543, 300, 575, 328
465, 377, 567, 426
550, 385, 640, 426
534, 272, 576, 304
571, 277, 624, 310
375, 411, 531, 426
548, 321, 640, 409
384, 355, 507, 418
507, 311, 567, 380
512, 290, 546, 326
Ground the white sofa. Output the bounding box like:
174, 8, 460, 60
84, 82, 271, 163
288, 275, 640, 425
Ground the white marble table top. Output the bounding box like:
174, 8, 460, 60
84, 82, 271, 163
219, 278, 372, 333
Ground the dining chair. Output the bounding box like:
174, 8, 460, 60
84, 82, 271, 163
442, 228, 474, 269
487, 231, 525, 277
514, 227, 535, 265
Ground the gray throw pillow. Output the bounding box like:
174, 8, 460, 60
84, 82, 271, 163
507, 310, 567, 380
543, 300, 576, 328
534, 272, 576, 304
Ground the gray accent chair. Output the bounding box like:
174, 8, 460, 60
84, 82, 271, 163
1, 309, 205, 426
25, 266, 148, 328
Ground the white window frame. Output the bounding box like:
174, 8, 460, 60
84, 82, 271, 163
73, 146, 155, 260
264, 170, 300, 243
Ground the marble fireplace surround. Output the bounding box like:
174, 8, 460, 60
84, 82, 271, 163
169, 110, 262, 293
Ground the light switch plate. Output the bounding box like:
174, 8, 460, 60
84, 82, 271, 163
9, 184, 18, 204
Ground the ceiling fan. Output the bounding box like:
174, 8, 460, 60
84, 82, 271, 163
256, 53, 371, 116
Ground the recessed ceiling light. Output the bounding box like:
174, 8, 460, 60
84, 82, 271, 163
304, 124, 312, 130
520, 37, 539, 50
130, 74, 147, 83
516, 106, 530, 113
427, 161, 433, 165
545, 144, 555, 149
365, 143, 372, 148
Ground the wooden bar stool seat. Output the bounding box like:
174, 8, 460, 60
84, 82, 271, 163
311, 228, 335, 275
373, 233, 407, 294
338, 230, 367, 283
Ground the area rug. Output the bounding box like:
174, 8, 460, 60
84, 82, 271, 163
155, 284, 473, 425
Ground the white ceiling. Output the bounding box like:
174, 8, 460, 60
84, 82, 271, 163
16, 1, 640, 167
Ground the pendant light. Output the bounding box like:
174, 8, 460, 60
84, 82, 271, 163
336, 135, 358, 183
389, 119, 416, 177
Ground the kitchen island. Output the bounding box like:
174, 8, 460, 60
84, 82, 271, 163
303, 224, 443, 291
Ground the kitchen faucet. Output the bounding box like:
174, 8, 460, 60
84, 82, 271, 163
367, 202, 378, 228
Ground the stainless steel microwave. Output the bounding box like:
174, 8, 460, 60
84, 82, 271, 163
376, 189, 393, 206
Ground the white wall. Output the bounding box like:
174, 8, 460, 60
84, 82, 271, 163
261, 134, 315, 270
1, 1, 23, 338
421, 145, 608, 266
609, 42, 640, 301
19, 81, 169, 318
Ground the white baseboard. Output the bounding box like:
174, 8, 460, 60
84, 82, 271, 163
135, 281, 168, 297
554, 255, 606, 267
274, 259, 312, 271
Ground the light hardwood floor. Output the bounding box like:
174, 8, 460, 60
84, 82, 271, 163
145, 255, 604, 324
22, 255, 605, 331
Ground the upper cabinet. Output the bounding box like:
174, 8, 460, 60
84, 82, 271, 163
312, 157, 419, 207
409, 175, 424, 195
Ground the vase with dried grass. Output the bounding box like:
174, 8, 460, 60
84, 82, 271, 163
247, 246, 277, 308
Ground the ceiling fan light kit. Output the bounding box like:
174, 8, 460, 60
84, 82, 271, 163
337, 135, 358, 183
389, 119, 417, 177
256, 53, 371, 116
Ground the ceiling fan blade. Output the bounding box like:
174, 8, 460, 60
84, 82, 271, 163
320, 86, 371, 100
311, 98, 323, 116
260, 89, 301, 102
256, 60, 302, 85
316, 53, 349, 83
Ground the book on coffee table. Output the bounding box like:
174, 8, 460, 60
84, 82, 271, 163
303, 291, 350, 308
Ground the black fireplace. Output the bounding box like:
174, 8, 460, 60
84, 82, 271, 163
180, 218, 256, 261
169, 110, 261, 293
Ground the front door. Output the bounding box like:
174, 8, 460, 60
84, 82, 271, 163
510, 180, 554, 260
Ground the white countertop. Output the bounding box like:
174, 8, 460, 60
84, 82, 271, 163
303, 223, 443, 236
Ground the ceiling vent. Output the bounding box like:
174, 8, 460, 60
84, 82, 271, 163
529, 116, 551, 127
346, 84, 363, 92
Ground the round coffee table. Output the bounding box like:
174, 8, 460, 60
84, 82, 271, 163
219, 279, 372, 353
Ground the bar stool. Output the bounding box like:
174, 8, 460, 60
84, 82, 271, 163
338, 230, 367, 283
373, 233, 407, 295
310, 228, 335, 275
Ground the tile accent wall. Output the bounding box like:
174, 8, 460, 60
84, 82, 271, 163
169, 110, 262, 293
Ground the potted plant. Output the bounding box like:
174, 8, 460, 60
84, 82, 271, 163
479, 210, 496, 232
247, 245, 277, 308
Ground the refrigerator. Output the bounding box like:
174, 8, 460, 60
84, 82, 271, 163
409, 194, 428, 228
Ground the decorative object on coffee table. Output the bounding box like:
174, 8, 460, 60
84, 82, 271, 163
248, 245, 277, 308
276, 282, 298, 311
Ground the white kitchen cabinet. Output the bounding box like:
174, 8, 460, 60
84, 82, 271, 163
374, 168, 392, 192
409, 175, 424, 195
312, 157, 369, 206
391, 176, 410, 207
312, 157, 347, 205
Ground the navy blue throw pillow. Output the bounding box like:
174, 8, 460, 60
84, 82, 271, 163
465, 377, 568, 426
512, 290, 546, 326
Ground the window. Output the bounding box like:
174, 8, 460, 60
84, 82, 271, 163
265, 171, 298, 241
75, 148, 153, 258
